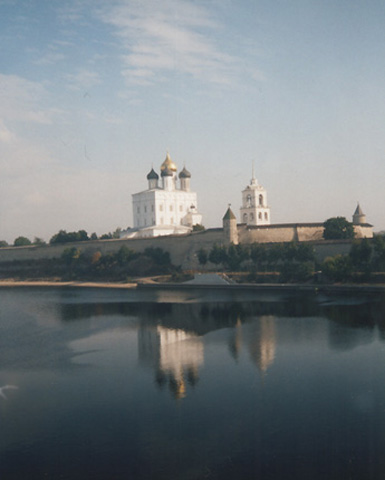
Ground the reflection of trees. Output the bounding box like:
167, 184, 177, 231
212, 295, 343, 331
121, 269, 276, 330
139, 326, 204, 399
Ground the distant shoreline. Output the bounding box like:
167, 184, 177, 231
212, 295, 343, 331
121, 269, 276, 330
0, 280, 137, 289
0, 278, 385, 294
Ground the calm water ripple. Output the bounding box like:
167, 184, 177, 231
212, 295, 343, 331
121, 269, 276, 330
1, 287, 385, 479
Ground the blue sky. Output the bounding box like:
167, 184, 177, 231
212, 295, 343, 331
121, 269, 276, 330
0, 0, 384, 242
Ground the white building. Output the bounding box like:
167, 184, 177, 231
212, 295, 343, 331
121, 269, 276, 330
240, 169, 271, 225
125, 153, 202, 238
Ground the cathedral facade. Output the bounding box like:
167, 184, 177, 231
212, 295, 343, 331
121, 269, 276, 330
129, 153, 202, 238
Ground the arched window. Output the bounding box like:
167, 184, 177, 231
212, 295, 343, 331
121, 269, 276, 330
247, 194, 252, 207
258, 212, 262, 220
259, 194, 263, 206
264, 212, 268, 220
243, 213, 248, 223
250, 213, 254, 220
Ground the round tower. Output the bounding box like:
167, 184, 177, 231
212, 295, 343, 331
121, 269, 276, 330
223, 206, 238, 245
353, 203, 366, 225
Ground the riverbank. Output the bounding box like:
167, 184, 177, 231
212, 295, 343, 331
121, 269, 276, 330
0, 277, 385, 294
0, 279, 137, 289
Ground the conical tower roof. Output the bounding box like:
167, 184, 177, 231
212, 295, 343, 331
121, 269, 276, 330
354, 203, 364, 216
223, 206, 236, 220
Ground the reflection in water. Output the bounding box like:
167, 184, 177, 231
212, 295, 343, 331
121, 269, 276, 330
3, 288, 385, 479
247, 316, 276, 374
139, 325, 204, 399
0, 385, 18, 400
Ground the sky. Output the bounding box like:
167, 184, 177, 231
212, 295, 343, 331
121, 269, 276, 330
0, 0, 384, 243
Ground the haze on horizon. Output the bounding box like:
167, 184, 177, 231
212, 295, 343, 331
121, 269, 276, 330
0, 0, 384, 243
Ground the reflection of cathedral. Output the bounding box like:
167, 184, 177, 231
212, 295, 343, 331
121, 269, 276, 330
139, 325, 204, 399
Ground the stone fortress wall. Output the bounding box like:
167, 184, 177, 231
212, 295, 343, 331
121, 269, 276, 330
0, 222, 373, 272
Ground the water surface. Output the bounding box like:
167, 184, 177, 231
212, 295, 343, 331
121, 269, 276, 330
1, 287, 385, 479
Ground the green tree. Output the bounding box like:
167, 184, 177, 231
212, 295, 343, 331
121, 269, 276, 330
192, 224, 205, 232
0, 240, 8, 248
50, 230, 89, 244
33, 237, 46, 246
14, 236, 32, 247
112, 227, 122, 239
61, 247, 81, 265
208, 244, 228, 265
117, 246, 135, 264
250, 243, 267, 269
226, 244, 249, 271
197, 248, 208, 265
323, 217, 354, 240
321, 255, 353, 282
349, 238, 372, 269
372, 235, 385, 271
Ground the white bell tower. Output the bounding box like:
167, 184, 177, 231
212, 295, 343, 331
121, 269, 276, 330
240, 165, 271, 226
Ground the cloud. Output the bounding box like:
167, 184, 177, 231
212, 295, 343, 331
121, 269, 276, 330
66, 69, 102, 91
33, 52, 67, 66
0, 74, 56, 125
0, 119, 16, 144
100, 0, 238, 86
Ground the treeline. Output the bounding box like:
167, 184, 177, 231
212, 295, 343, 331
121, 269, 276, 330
0, 227, 124, 248
198, 242, 316, 282
199, 236, 385, 283
0, 246, 174, 282
322, 236, 385, 282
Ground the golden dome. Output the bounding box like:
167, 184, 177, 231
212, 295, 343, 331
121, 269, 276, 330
160, 152, 177, 172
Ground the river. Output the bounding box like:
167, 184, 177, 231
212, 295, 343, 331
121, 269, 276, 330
1, 286, 385, 479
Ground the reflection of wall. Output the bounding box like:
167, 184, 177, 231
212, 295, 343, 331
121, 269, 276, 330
138, 325, 204, 399
247, 316, 276, 373
227, 315, 277, 374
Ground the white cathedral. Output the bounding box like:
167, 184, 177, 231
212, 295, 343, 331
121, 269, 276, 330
123, 153, 202, 238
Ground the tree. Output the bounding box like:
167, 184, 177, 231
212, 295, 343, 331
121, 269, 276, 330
112, 227, 122, 239
349, 239, 372, 268
323, 217, 354, 240
33, 237, 46, 246
226, 244, 249, 271
50, 230, 89, 244
192, 224, 205, 232
197, 248, 208, 265
321, 255, 353, 282
208, 244, 228, 265
0, 240, 8, 248
14, 236, 32, 247
61, 247, 81, 265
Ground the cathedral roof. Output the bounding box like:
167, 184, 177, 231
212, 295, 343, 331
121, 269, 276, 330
179, 167, 191, 178
146, 168, 159, 180
161, 166, 174, 177
160, 152, 177, 173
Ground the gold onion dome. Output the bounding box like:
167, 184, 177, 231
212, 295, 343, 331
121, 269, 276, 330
160, 152, 177, 173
